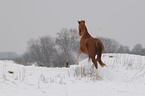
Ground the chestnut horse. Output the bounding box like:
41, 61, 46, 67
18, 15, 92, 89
77, 20, 105, 76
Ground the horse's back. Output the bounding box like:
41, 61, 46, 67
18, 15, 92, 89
87, 38, 103, 47
86, 38, 104, 57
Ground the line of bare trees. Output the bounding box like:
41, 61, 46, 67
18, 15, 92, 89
15, 28, 145, 67
19, 29, 79, 67
98, 37, 145, 55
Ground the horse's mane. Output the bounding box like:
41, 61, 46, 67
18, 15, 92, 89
82, 23, 92, 38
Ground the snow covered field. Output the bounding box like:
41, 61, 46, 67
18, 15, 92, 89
0, 53, 145, 96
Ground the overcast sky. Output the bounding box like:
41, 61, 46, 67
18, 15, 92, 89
0, 0, 145, 54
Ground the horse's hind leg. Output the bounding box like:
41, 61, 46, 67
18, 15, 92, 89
91, 57, 99, 77
95, 41, 106, 67
96, 52, 106, 67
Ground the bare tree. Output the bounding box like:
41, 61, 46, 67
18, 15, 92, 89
22, 36, 58, 67
118, 45, 130, 53
132, 43, 143, 55
56, 28, 79, 65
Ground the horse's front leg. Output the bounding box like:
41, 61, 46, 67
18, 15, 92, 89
77, 49, 82, 64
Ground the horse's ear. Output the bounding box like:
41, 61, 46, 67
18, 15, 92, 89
78, 21, 81, 24
82, 20, 85, 24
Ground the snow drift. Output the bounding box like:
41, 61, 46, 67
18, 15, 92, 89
0, 53, 145, 96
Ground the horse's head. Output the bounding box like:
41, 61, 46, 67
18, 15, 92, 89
78, 20, 86, 36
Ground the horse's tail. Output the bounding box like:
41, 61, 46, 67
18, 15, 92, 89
96, 41, 106, 67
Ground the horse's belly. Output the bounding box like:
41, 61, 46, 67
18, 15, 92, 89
80, 46, 88, 54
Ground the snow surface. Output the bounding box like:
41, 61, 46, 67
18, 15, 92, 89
0, 53, 145, 96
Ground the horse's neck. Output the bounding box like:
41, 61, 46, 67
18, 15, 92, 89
82, 25, 92, 38
83, 31, 92, 38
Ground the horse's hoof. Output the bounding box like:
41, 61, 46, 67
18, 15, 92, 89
101, 63, 106, 67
